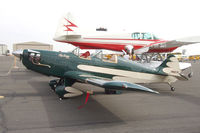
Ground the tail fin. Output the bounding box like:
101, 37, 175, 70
157, 55, 188, 80
157, 55, 181, 77
54, 12, 81, 41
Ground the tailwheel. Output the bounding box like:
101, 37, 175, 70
168, 83, 175, 91
171, 87, 175, 91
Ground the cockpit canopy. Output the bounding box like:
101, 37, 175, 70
92, 50, 118, 63
132, 32, 159, 40
72, 48, 118, 63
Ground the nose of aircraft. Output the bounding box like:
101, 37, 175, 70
12, 50, 23, 58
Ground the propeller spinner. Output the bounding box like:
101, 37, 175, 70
12, 50, 23, 58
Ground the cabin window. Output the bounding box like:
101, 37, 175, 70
132, 32, 141, 39
141, 33, 152, 40
132, 32, 159, 40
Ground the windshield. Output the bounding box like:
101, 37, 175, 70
93, 50, 118, 63
92, 50, 103, 59
72, 47, 80, 56
132, 32, 141, 39
141, 33, 152, 39
132, 32, 159, 40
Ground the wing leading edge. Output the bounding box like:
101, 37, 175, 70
64, 71, 159, 94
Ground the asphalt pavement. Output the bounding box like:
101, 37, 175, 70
0, 56, 200, 133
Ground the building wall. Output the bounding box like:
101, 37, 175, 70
0, 44, 8, 55
13, 42, 53, 51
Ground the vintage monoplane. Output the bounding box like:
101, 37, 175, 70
13, 48, 188, 99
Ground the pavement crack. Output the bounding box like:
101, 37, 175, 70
0, 89, 16, 133
0, 106, 8, 133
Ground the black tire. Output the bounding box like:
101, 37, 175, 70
188, 73, 193, 78
171, 87, 175, 91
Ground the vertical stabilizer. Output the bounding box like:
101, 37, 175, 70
54, 12, 81, 41
157, 55, 181, 77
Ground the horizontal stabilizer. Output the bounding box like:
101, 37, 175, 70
164, 40, 198, 46
157, 54, 181, 76
157, 55, 188, 80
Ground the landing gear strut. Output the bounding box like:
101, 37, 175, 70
49, 78, 64, 91
49, 78, 82, 99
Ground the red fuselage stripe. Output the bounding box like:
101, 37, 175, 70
56, 40, 144, 51
56, 40, 177, 53
83, 38, 160, 42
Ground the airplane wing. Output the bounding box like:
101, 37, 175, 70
163, 40, 198, 46
135, 40, 199, 54
125, 40, 198, 55
64, 71, 159, 94
134, 46, 150, 54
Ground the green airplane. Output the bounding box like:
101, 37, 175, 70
13, 48, 188, 99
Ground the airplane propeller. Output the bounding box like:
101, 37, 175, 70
12, 50, 23, 61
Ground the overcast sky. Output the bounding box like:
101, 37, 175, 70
1, 0, 200, 54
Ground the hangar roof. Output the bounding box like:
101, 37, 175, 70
14, 41, 52, 46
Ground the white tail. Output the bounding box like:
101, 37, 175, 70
54, 13, 81, 42
157, 55, 181, 77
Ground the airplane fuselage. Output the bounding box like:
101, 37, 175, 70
22, 49, 177, 84
55, 33, 178, 53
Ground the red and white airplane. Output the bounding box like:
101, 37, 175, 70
54, 13, 195, 55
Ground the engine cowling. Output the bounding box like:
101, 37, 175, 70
55, 85, 83, 98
